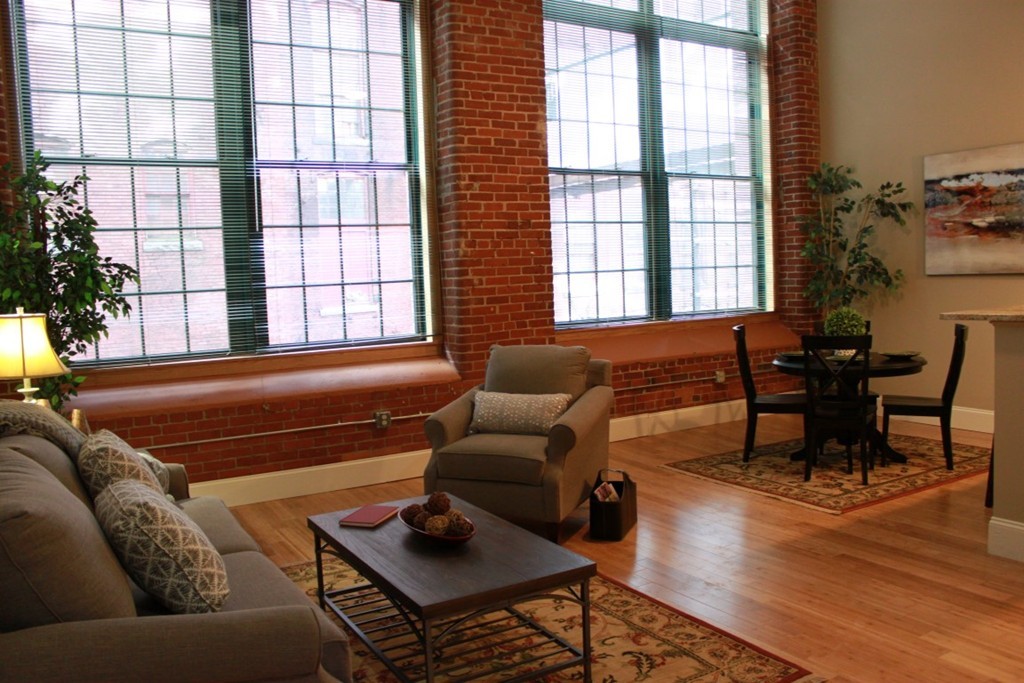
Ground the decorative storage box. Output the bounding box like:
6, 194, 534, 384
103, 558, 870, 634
589, 469, 637, 541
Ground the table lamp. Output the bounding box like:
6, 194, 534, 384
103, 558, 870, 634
0, 308, 68, 403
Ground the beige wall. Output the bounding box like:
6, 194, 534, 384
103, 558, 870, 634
818, 0, 1024, 415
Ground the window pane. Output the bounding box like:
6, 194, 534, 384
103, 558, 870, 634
550, 173, 648, 323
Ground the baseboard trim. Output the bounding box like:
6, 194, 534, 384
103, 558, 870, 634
203, 401, 747, 506
200, 400, 993, 507
192, 449, 432, 507
892, 406, 993, 435
989, 517, 1024, 562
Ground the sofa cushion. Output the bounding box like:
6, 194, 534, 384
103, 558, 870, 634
0, 433, 92, 508
178, 496, 262, 555
78, 429, 164, 499
469, 391, 572, 435
0, 398, 85, 457
95, 479, 230, 614
436, 433, 549, 485
220, 550, 351, 682
0, 448, 135, 632
484, 344, 591, 400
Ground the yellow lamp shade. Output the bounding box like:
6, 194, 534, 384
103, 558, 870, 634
0, 309, 68, 380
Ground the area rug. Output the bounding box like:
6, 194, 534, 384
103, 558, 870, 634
284, 557, 816, 682
661, 433, 991, 514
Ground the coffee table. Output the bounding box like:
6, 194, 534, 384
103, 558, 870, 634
307, 495, 596, 682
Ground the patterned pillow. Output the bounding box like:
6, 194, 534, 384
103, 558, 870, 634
0, 399, 86, 457
94, 479, 229, 614
469, 391, 572, 435
77, 430, 164, 499
137, 450, 171, 495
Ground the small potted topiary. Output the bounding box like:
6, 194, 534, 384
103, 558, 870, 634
823, 306, 867, 357
823, 306, 867, 336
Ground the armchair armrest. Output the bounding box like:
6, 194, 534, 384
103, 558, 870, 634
548, 385, 614, 458
424, 386, 480, 449
0, 606, 332, 683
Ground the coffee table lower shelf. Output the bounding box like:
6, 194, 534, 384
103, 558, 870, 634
322, 579, 591, 683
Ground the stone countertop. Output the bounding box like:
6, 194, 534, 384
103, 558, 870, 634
940, 306, 1024, 322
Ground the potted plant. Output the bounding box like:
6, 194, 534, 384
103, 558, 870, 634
823, 306, 867, 336
0, 152, 139, 408
800, 163, 914, 315
823, 306, 867, 357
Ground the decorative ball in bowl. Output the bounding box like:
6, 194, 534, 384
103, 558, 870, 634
398, 492, 476, 544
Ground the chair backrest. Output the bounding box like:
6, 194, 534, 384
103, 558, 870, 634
732, 325, 757, 402
801, 334, 873, 415
484, 344, 592, 400
942, 324, 969, 406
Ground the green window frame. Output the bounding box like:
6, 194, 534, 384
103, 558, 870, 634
9, 0, 428, 364
544, 0, 771, 325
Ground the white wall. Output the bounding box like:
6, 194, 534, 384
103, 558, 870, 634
818, 0, 1024, 415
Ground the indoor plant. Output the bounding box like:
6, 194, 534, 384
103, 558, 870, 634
800, 163, 914, 314
823, 306, 867, 336
0, 152, 138, 408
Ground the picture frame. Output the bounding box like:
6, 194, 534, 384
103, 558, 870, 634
924, 142, 1024, 275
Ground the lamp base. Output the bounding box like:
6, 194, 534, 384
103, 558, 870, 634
16, 377, 38, 404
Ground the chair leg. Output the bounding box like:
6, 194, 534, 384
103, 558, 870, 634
985, 439, 994, 508
545, 522, 562, 544
845, 442, 854, 475
804, 426, 815, 481
940, 414, 954, 470
860, 435, 869, 486
881, 410, 891, 468
743, 411, 757, 462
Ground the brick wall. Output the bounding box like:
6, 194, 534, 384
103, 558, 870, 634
0, 0, 820, 482
771, 0, 820, 332
432, 0, 556, 377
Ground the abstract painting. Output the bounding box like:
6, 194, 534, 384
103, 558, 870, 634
924, 142, 1024, 274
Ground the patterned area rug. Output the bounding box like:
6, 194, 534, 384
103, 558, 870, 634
662, 433, 991, 514
284, 557, 817, 682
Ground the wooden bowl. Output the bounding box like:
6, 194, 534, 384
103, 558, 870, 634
399, 514, 476, 544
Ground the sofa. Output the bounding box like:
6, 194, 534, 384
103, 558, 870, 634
0, 401, 352, 683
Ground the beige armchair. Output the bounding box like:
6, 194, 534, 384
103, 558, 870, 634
424, 344, 613, 542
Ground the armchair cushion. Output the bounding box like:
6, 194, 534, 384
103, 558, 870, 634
0, 449, 135, 632
436, 434, 548, 485
484, 345, 591, 400
95, 479, 230, 614
469, 391, 572, 435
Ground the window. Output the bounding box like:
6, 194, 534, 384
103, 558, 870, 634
10, 0, 427, 363
544, 0, 771, 325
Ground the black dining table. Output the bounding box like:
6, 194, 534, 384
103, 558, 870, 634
772, 351, 928, 464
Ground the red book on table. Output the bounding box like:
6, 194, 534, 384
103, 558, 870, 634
338, 504, 400, 528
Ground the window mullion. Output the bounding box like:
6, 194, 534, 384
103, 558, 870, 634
636, 27, 669, 320
211, 0, 263, 351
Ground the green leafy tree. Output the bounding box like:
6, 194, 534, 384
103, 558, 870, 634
0, 152, 139, 408
800, 163, 914, 313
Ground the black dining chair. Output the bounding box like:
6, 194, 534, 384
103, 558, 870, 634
801, 333, 876, 485
733, 324, 806, 462
881, 323, 968, 470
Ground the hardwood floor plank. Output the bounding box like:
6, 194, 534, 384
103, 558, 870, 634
231, 416, 1024, 682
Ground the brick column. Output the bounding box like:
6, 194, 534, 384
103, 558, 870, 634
770, 0, 820, 333
431, 0, 556, 381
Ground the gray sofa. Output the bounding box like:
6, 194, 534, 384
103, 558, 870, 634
0, 414, 352, 683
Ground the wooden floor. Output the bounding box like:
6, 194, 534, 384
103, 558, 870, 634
232, 416, 1024, 683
